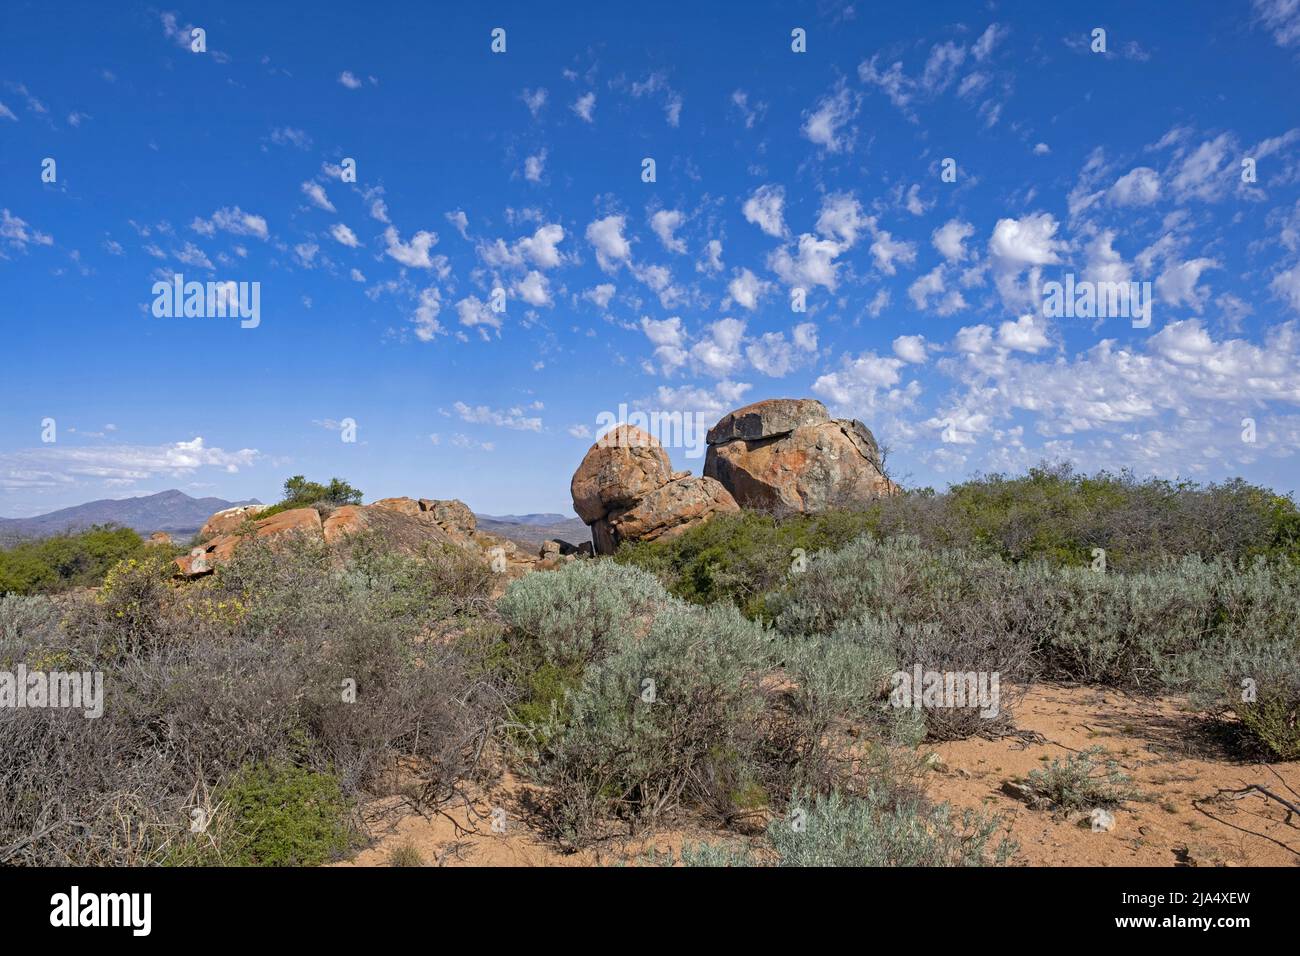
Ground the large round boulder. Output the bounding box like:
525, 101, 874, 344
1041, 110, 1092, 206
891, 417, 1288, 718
569, 425, 674, 524
704, 399, 897, 513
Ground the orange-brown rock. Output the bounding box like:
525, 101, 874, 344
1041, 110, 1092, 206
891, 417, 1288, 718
704, 398, 898, 513
199, 504, 267, 538
371, 497, 422, 517
605, 476, 739, 546
176, 507, 322, 576
570, 425, 674, 524
147, 532, 174, 546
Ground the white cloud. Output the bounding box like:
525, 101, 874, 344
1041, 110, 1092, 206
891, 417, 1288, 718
691, 318, 747, 377
0, 436, 259, 491
932, 219, 975, 261
697, 238, 724, 275
801, 82, 858, 152
651, 209, 687, 253
455, 295, 502, 336
727, 267, 769, 310
383, 226, 440, 268
524, 149, 547, 183
445, 210, 469, 239
869, 226, 917, 276
1271, 262, 1300, 312
1156, 257, 1220, 311
1171, 134, 1232, 202
743, 184, 787, 238
586, 215, 632, 271
339, 71, 362, 89
908, 266, 967, 315
1254, 0, 1300, 47
191, 206, 269, 241
584, 283, 616, 309
454, 401, 542, 431
640, 315, 688, 374
769, 234, 844, 291
972, 23, 1009, 61
513, 269, 552, 307
997, 313, 1052, 353
893, 334, 929, 363
572, 91, 596, 122
816, 193, 868, 246
412, 287, 444, 341
1109, 167, 1160, 206
812, 352, 907, 407
301, 181, 335, 212
0, 209, 53, 250
521, 87, 547, 118
330, 223, 360, 247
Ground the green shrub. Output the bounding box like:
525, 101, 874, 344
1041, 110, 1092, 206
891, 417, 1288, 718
616, 466, 1300, 612
615, 509, 879, 618
1021, 747, 1140, 812
0, 525, 151, 596
187, 762, 352, 867
679, 787, 1014, 867
253, 475, 364, 521
387, 841, 425, 867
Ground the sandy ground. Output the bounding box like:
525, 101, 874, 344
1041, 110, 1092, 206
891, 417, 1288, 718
928, 684, 1299, 867
337, 684, 1300, 867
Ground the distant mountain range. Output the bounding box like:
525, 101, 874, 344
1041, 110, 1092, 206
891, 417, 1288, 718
473, 513, 590, 551
0, 490, 260, 544
0, 493, 591, 552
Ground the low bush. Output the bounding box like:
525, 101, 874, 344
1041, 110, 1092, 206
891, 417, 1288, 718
676, 786, 1014, 867
172, 762, 353, 867
0, 537, 503, 866
1021, 747, 1141, 812
535, 597, 773, 844
0, 525, 153, 596
251, 475, 364, 522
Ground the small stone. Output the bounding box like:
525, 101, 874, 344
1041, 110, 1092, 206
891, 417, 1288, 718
1090, 808, 1116, 832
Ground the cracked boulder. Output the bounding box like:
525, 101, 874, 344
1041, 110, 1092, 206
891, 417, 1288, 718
703, 398, 898, 513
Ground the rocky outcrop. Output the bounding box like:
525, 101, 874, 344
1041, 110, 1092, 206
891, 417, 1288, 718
179, 495, 550, 579
199, 504, 268, 538
177, 506, 323, 576
570, 427, 739, 554
704, 398, 898, 513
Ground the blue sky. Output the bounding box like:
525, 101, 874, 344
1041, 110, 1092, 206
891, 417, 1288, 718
2, 0, 1300, 518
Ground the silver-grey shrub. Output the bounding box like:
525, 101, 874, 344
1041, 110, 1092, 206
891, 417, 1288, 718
497, 558, 671, 671
680, 786, 1014, 867
538, 596, 773, 843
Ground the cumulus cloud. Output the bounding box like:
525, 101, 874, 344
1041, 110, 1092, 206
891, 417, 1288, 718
454, 401, 542, 431
0, 436, 259, 492
383, 226, 440, 269
572, 91, 596, 122
330, 223, 360, 248
651, 209, 687, 253
801, 82, 858, 152
586, 215, 632, 271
